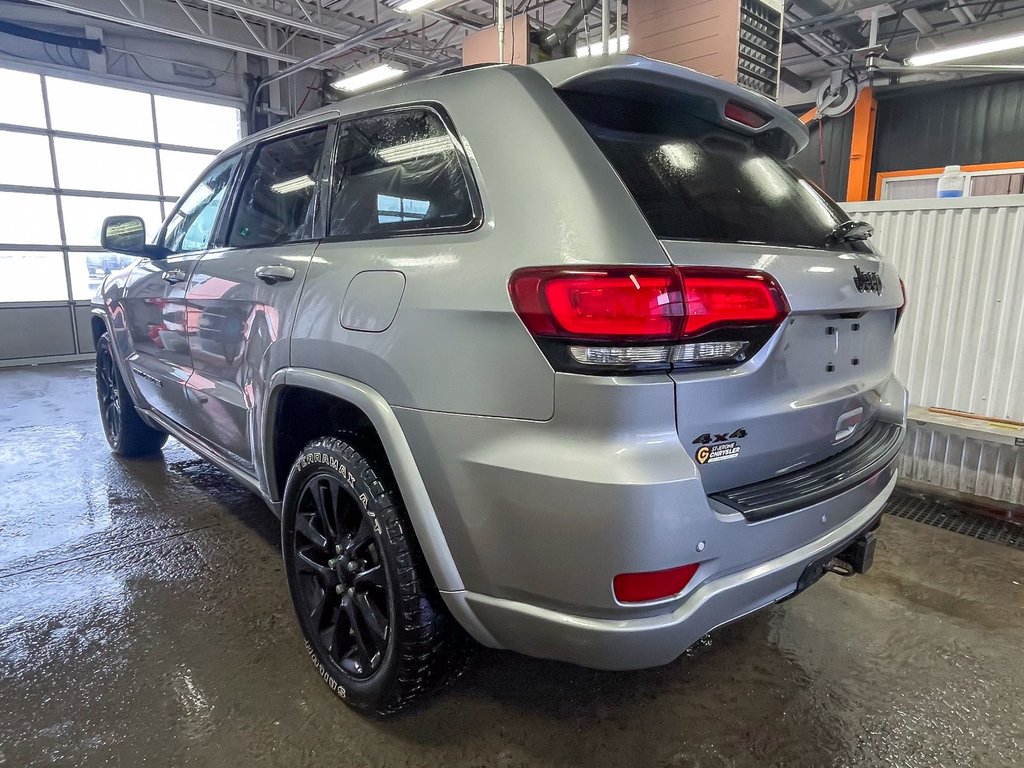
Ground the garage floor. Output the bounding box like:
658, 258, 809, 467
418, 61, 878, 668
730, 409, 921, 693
2, 363, 1022, 768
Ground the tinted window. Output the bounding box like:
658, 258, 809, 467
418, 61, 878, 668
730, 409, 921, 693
228, 127, 327, 247
562, 92, 856, 251
163, 154, 239, 254
329, 109, 476, 238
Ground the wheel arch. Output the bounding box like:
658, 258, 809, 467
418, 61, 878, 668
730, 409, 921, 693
264, 368, 465, 593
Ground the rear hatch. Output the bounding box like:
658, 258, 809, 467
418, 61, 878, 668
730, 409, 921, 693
548, 56, 904, 493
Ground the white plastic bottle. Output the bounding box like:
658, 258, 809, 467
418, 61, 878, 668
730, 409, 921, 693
937, 165, 966, 198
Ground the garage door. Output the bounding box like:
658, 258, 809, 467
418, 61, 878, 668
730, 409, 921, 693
0, 65, 242, 365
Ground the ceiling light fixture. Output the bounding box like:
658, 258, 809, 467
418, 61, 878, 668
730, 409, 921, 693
396, 0, 443, 12
376, 136, 451, 163
270, 175, 315, 194
907, 31, 1024, 66
331, 63, 407, 92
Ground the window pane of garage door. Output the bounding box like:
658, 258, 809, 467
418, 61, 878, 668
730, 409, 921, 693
0, 131, 54, 187
54, 138, 159, 195
0, 68, 46, 128
159, 149, 217, 198
0, 252, 68, 302
69, 251, 139, 300
0, 191, 61, 245
154, 94, 240, 150
61, 197, 164, 247
46, 77, 154, 142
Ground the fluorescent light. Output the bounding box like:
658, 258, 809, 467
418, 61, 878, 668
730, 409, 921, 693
376, 136, 451, 163
576, 34, 629, 57
908, 32, 1024, 66
270, 175, 315, 194
396, 0, 442, 11
331, 63, 406, 92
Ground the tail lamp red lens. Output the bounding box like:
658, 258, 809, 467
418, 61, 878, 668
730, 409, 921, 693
682, 269, 787, 336
614, 563, 700, 603
895, 277, 907, 331
724, 101, 769, 129
509, 268, 684, 339
509, 266, 788, 342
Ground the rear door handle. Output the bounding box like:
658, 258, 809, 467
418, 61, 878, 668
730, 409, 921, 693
161, 269, 187, 284
255, 265, 296, 284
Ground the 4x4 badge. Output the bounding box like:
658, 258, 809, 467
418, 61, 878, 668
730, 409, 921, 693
853, 265, 883, 295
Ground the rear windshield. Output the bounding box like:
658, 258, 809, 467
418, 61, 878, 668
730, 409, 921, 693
561, 91, 859, 251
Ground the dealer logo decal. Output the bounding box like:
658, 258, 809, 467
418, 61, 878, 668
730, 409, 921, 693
695, 442, 741, 464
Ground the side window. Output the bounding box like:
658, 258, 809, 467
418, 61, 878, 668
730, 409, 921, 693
162, 154, 239, 255
228, 127, 327, 247
329, 109, 477, 238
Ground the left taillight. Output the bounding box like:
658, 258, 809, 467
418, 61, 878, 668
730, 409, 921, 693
895, 277, 907, 332
509, 266, 789, 374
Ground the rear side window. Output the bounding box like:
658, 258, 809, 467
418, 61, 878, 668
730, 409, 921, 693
228, 126, 327, 247
328, 108, 477, 239
561, 91, 855, 251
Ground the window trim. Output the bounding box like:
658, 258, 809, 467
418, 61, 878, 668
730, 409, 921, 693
322, 102, 484, 244
217, 122, 335, 251
157, 150, 244, 256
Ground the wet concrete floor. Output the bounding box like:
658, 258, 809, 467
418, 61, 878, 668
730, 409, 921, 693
1, 362, 1023, 767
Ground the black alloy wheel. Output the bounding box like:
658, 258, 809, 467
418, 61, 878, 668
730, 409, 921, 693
97, 347, 122, 445
291, 471, 392, 679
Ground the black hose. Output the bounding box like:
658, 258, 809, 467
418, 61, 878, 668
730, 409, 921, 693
0, 19, 103, 53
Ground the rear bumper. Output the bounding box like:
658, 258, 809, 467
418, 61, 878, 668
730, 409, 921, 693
441, 467, 896, 671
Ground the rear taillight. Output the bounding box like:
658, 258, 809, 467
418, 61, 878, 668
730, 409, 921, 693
509, 266, 789, 374
895, 277, 907, 331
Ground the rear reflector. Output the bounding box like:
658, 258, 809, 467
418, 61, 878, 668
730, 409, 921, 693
614, 563, 700, 603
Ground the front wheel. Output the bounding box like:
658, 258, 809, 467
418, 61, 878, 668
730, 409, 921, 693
95, 332, 168, 457
281, 436, 467, 715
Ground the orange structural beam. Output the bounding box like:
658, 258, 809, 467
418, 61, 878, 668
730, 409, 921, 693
798, 107, 817, 125
846, 87, 877, 202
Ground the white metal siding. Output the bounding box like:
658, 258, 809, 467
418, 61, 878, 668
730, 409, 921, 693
900, 421, 1024, 505
846, 195, 1024, 422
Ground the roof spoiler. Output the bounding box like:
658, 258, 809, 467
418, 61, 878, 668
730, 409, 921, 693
530, 55, 808, 158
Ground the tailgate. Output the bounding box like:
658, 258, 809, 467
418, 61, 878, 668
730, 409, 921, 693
663, 240, 904, 493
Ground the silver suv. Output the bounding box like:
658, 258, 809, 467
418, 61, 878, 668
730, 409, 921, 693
93, 55, 907, 714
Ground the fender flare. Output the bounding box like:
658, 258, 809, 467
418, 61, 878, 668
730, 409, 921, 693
264, 368, 465, 593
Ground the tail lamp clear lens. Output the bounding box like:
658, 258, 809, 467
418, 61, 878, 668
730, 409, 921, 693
509, 266, 789, 374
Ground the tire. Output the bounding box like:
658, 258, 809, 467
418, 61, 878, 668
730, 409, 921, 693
95, 332, 168, 457
281, 436, 468, 715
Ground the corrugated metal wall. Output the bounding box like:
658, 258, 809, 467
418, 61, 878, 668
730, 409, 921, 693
873, 78, 1024, 173
845, 196, 1024, 422
790, 111, 853, 202
899, 420, 1024, 505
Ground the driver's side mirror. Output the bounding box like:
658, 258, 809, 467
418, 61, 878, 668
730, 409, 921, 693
100, 216, 164, 258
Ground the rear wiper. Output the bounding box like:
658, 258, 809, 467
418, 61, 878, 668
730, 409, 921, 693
826, 219, 873, 244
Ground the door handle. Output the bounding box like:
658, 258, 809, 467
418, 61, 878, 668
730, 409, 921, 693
255, 265, 296, 284
161, 269, 187, 284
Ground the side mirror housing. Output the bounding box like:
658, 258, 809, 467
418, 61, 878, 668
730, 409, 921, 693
100, 216, 165, 258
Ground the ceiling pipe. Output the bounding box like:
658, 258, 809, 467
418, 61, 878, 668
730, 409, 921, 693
903, 8, 936, 35
948, 0, 979, 24
248, 18, 406, 131
539, 0, 601, 53
601, 0, 610, 53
